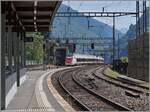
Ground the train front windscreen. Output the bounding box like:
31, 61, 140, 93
65, 54, 73, 65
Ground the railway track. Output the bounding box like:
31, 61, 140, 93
58, 68, 91, 111
93, 66, 149, 95
58, 66, 131, 111
74, 66, 148, 111
72, 71, 131, 111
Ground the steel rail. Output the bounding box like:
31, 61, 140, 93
72, 71, 132, 111
93, 67, 149, 95
58, 68, 91, 111
101, 68, 149, 90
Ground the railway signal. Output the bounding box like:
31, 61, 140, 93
73, 43, 76, 53
91, 43, 94, 49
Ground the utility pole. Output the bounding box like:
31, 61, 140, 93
143, 1, 147, 32
65, 24, 66, 38
118, 34, 120, 59
82, 44, 85, 53
136, 1, 140, 37
82, 35, 85, 53
67, 7, 70, 25
143, 1, 145, 33
102, 7, 105, 12
87, 17, 89, 29
43, 36, 47, 70
112, 14, 115, 64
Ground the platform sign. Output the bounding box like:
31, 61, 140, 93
24, 37, 33, 42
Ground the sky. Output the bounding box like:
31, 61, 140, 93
62, 1, 149, 33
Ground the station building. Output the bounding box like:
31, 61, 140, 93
0, 1, 61, 110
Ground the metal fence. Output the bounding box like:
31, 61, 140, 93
128, 33, 149, 82
26, 60, 43, 65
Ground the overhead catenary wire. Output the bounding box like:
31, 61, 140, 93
60, 1, 140, 57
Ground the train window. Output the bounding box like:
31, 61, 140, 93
67, 54, 73, 57
76, 58, 100, 62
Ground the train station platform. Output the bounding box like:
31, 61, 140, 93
0, 1, 61, 110
3, 67, 75, 112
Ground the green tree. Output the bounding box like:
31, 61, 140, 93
120, 56, 128, 63
26, 32, 44, 64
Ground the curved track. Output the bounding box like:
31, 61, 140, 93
58, 68, 91, 111
93, 66, 149, 95
74, 66, 149, 111
58, 66, 131, 111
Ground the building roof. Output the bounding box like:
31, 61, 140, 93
5, 1, 61, 32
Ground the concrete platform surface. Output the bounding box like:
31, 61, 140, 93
5, 69, 64, 112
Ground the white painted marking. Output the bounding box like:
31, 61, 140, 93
35, 66, 82, 111
2, 108, 56, 112
47, 67, 82, 112
35, 70, 56, 111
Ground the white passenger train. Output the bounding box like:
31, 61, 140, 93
65, 53, 104, 65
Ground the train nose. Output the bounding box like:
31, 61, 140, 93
65, 57, 73, 65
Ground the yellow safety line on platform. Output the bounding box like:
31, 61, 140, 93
47, 70, 75, 112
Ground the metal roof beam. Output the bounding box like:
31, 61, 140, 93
19, 15, 51, 19
7, 22, 49, 26
11, 2, 25, 31
23, 21, 49, 25
25, 26, 49, 32
5, 1, 61, 32
15, 6, 54, 11
56, 12, 137, 17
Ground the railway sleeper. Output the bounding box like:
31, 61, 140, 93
81, 77, 98, 90
125, 90, 140, 98
87, 80, 98, 89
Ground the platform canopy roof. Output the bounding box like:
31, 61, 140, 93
5, 1, 61, 32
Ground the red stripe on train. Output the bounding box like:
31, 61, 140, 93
65, 57, 73, 65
